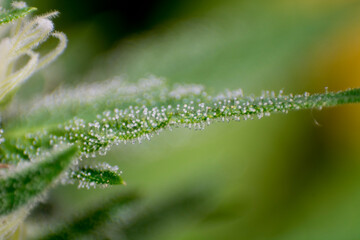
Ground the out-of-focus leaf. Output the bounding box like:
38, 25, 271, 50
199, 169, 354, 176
116, 191, 206, 240
36, 192, 139, 240
86, 0, 360, 91
36, 190, 206, 240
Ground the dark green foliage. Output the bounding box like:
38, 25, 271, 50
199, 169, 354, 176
37, 192, 139, 240
35, 190, 207, 240
0, 146, 77, 215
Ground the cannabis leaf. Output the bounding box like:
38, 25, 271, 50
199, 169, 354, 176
70, 163, 125, 189
0, 145, 77, 239
0, 145, 78, 216
36, 190, 206, 240
1, 78, 360, 165
0, 6, 36, 25
37, 192, 139, 240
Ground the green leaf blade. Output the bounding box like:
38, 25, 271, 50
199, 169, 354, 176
71, 163, 125, 189
2, 79, 360, 164
0, 145, 78, 216
0, 7, 37, 25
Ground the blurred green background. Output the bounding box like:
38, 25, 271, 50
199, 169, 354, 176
19, 0, 360, 239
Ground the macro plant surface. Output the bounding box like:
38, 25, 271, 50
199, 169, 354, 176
0, 1, 360, 240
